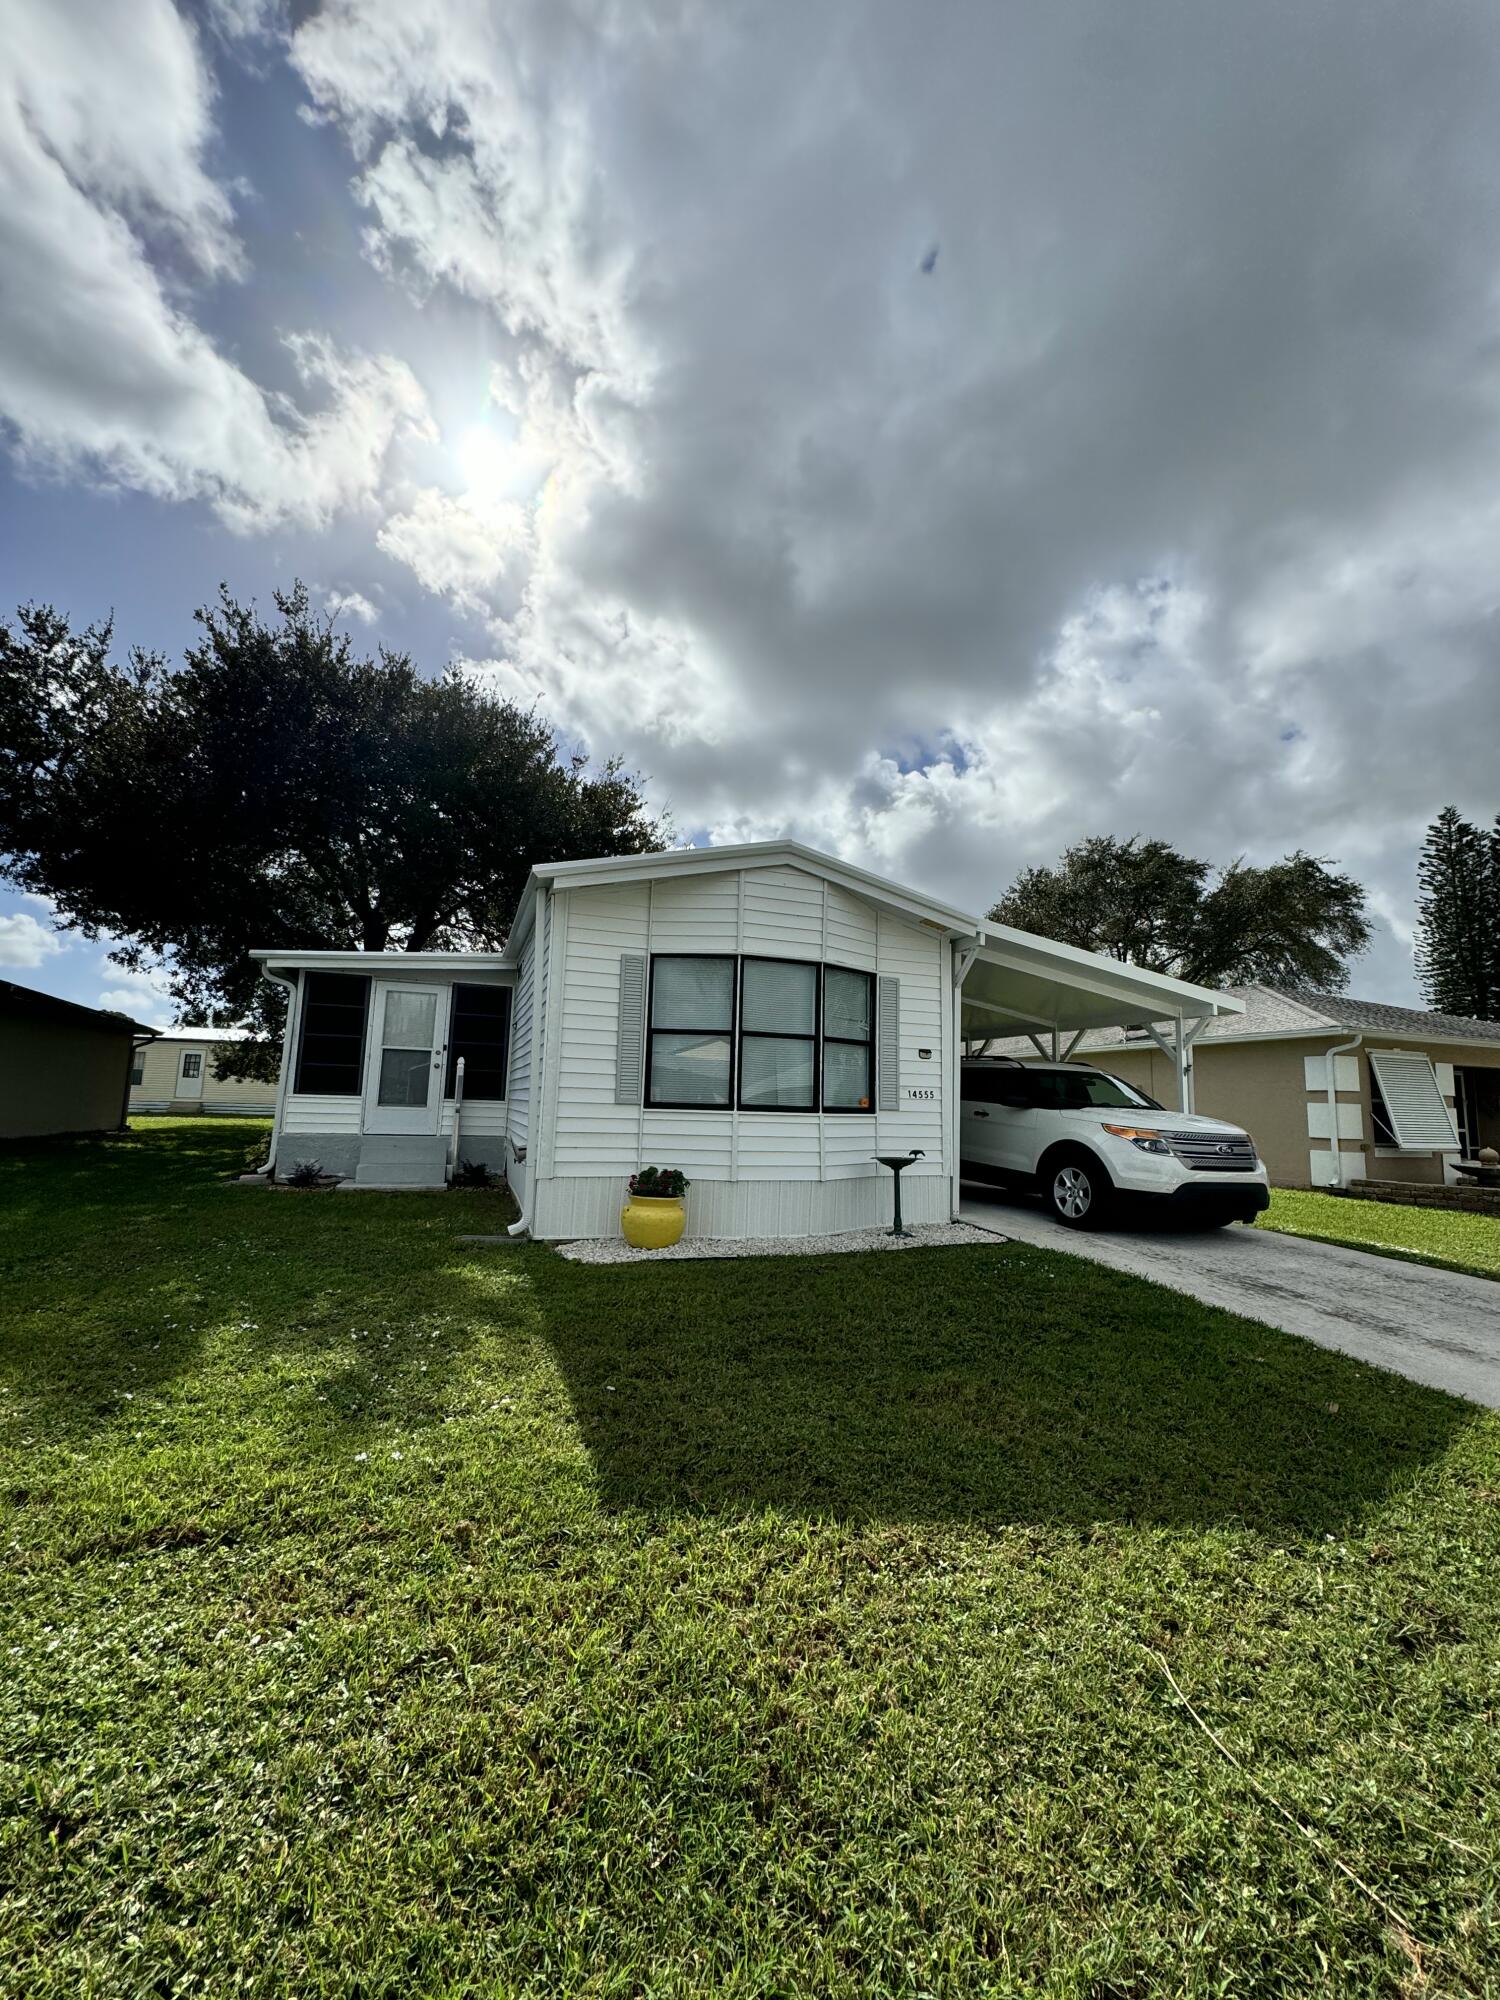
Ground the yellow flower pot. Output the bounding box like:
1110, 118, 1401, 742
620, 1193, 686, 1249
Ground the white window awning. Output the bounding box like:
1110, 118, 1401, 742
1368, 1050, 1460, 1151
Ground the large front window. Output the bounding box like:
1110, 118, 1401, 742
645, 955, 874, 1112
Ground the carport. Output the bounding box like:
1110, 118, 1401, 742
953, 923, 1244, 1115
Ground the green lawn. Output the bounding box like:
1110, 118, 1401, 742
2, 1120, 1498, 1998
1260, 1186, 1500, 1281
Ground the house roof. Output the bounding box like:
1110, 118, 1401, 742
250, 949, 511, 976
1284, 989, 1500, 1045
146, 1025, 259, 1043
0, 977, 157, 1039
984, 981, 1500, 1055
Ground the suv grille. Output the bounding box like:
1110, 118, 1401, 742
1161, 1131, 1258, 1173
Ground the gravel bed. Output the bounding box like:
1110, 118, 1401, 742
556, 1220, 998, 1264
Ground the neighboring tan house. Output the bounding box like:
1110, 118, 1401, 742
0, 979, 156, 1140
989, 985, 1500, 1189
129, 1029, 278, 1117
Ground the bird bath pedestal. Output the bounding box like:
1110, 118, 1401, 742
873, 1150, 925, 1237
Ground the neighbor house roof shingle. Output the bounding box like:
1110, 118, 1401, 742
1285, 989, 1500, 1045
982, 982, 1500, 1054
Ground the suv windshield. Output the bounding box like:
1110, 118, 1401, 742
1034, 1069, 1163, 1112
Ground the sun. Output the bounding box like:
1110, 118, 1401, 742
455, 421, 512, 497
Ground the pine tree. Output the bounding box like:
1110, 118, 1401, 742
1414, 806, 1498, 1019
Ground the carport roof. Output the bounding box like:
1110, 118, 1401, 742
960, 923, 1244, 1040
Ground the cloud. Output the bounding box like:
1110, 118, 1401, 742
203, 0, 288, 44
95, 957, 176, 1028
9, 1, 1500, 1006
0, 913, 65, 968
324, 588, 380, 625
284, 0, 1500, 1002
98, 987, 175, 1027
0, 0, 433, 528
377, 487, 530, 614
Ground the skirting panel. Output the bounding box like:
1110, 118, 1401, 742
271, 1131, 508, 1180
531, 1171, 951, 1241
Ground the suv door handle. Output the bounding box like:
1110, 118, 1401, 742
971, 1108, 989, 1118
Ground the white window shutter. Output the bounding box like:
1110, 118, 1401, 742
1368, 1051, 1460, 1150
877, 975, 900, 1111
616, 953, 647, 1104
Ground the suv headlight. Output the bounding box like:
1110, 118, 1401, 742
1101, 1123, 1170, 1155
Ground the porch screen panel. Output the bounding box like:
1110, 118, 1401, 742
294, 972, 370, 1096
446, 984, 510, 1099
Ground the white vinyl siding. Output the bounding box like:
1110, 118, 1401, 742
741, 866, 826, 959
551, 882, 651, 1178
282, 1093, 363, 1134
283, 1094, 508, 1138
508, 935, 535, 1144
539, 859, 949, 1232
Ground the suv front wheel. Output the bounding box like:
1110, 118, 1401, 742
1044, 1147, 1112, 1230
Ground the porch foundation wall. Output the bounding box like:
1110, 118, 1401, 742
270, 1132, 508, 1182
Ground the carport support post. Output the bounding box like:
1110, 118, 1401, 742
949, 941, 979, 1219
1143, 1015, 1209, 1114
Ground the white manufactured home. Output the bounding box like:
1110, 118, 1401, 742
252, 842, 1243, 1239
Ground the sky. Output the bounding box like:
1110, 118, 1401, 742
4, 0, 1499, 1024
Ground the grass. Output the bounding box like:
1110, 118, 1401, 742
1260, 1186, 1500, 1282
1, 1120, 1498, 1997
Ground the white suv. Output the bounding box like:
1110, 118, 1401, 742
960, 1059, 1270, 1230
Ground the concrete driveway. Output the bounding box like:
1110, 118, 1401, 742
960, 1185, 1500, 1409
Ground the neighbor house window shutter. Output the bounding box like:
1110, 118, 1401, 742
616, 952, 647, 1104
877, 975, 900, 1111
1367, 1051, 1460, 1151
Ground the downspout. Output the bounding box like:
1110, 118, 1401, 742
258, 968, 299, 1177
1323, 1032, 1362, 1191
448, 1056, 465, 1185
949, 937, 980, 1220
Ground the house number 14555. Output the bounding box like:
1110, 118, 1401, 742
905, 1087, 937, 1101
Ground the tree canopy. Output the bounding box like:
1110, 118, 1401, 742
990, 834, 1371, 990
0, 586, 664, 1074
1414, 805, 1499, 1020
